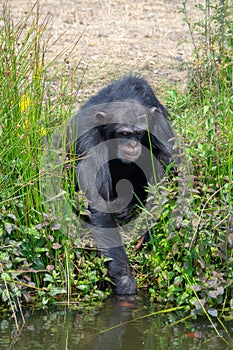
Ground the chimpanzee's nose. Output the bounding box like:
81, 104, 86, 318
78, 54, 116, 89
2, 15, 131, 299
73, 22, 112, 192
130, 140, 137, 147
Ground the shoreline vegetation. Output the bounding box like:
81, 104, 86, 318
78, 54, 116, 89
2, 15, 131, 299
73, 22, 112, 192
0, 0, 232, 337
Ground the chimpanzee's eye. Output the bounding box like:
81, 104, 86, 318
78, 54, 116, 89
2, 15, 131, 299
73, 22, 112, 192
119, 131, 131, 137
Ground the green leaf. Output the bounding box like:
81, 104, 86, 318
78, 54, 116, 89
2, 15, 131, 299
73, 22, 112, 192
49, 287, 66, 296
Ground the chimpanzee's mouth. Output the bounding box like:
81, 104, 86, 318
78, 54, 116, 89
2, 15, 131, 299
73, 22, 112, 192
122, 151, 140, 162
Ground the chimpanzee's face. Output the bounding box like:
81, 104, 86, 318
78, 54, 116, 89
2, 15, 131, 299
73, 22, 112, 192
112, 124, 146, 164
95, 104, 149, 164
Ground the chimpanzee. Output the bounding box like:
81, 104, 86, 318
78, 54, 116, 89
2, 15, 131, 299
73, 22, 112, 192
74, 75, 177, 294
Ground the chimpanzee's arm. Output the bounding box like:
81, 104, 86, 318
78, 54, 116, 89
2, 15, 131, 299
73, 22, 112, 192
75, 141, 137, 294
89, 210, 137, 294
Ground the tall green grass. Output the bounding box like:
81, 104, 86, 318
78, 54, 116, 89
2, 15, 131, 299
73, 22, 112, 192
0, 3, 74, 224
0, 3, 109, 312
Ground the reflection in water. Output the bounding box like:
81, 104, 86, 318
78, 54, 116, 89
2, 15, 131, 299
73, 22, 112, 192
81, 295, 144, 350
0, 295, 232, 350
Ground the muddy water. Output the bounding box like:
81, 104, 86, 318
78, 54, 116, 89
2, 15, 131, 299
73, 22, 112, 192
0, 295, 232, 350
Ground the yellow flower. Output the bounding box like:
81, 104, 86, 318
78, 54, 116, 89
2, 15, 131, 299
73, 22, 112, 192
40, 127, 47, 136
20, 94, 31, 114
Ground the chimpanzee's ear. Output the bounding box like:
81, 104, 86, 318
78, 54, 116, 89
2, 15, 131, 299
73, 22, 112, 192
151, 106, 169, 119
151, 106, 164, 115
96, 112, 107, 124
151, 106, 158, 113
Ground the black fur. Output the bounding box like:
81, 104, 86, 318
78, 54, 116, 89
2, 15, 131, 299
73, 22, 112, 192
82, 75, 168, 114
74, 75, 177, 294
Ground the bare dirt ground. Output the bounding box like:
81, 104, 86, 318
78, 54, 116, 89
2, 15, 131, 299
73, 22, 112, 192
7, 0, 202, 105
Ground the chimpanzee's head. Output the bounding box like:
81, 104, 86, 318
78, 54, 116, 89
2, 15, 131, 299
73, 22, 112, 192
95, 102, 150, 164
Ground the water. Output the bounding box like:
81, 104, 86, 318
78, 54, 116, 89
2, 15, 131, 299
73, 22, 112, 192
0, 295, 232, 350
